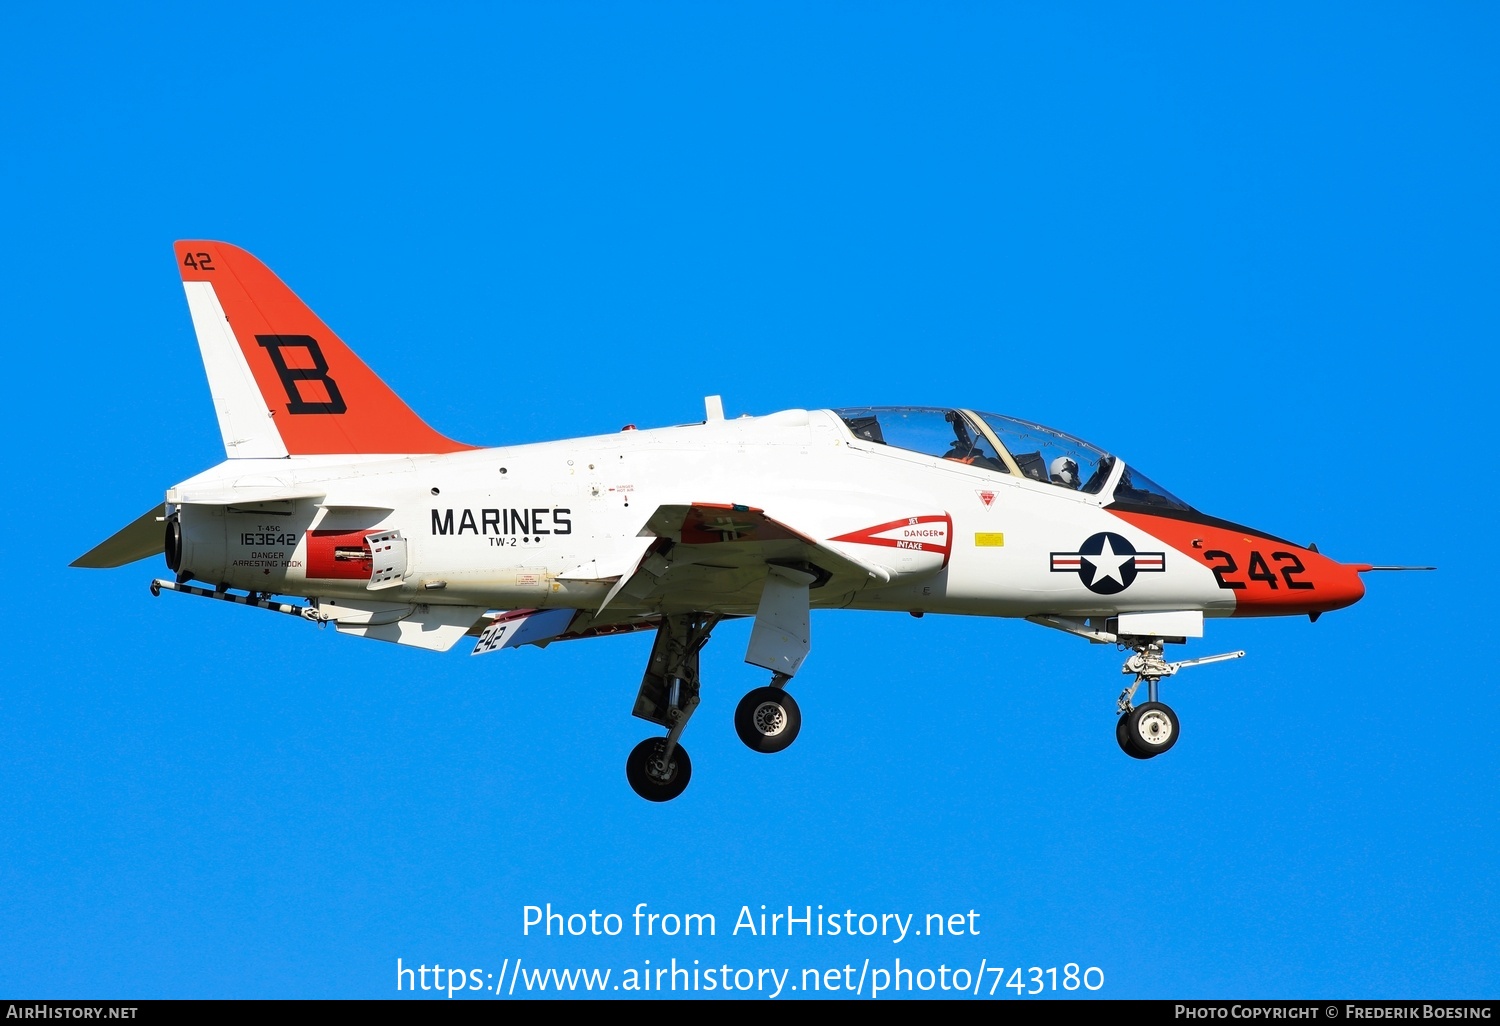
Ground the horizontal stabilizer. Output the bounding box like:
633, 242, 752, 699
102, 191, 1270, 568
71, 506, 166, 568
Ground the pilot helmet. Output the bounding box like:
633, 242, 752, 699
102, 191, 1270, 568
1050, 456, 1079, 486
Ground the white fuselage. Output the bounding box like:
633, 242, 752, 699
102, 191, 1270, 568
168, 408, 1232, 622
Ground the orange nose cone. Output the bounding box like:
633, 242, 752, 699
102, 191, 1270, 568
1312, 560, 1366, 613
1104, 507, 1368, 619
1235, 545, 1367, 616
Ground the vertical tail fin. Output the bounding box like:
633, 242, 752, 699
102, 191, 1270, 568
176, 241, 473, 457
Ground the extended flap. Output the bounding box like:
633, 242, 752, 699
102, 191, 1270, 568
471, 608, 577, 655
332, 603, 489, 652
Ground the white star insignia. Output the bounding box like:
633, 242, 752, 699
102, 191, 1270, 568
1084, 535, 1133, 586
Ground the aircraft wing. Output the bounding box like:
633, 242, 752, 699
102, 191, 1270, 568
594, 502, 894, 616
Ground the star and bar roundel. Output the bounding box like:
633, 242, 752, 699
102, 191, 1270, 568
1050, 532, 1165, 595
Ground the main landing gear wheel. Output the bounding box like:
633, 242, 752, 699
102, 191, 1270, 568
734, 686, 801, 753
625, 737, 692, 802
1123, 701, 1179, 758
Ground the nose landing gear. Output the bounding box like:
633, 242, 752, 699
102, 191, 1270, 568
1115, 639, 1242, 760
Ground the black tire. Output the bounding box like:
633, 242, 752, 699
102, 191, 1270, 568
1126, 701, 1180, 758
625, 737, 692, 802
734, 687, 802, 753
1117, 713, 1151, 759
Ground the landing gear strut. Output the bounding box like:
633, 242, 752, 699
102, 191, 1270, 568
626, 613, 717, 801
1115, 638, 1243, 759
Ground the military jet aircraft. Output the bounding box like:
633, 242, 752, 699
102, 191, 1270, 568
74, 242, 1420, 801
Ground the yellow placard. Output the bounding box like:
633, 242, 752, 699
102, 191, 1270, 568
974, 532, 1005, 547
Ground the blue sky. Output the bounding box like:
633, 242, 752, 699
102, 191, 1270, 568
2, 2, 1494, 999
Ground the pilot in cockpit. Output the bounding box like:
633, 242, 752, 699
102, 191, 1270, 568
944, 414, 1004, 471
944, 437, 978, 462
1049, 456, 1080, 488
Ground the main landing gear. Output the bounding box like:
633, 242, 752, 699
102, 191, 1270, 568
625, 613, 714, 802
625, 565, 817, 801
734, 676, 802, 754
623, 617, 809, 801
1114, 639, 1243, 759
625, 736, 692, 803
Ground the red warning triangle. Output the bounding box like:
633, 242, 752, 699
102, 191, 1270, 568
977, 490, 996, 508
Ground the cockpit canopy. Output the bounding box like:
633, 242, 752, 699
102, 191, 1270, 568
834, 406, 1193, 511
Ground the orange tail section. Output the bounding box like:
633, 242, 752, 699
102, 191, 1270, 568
176, 241, 473, 456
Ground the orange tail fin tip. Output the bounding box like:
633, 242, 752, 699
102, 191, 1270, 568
175, 241, 473, 457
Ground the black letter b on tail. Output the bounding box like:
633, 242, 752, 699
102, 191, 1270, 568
255, 335, 347, 414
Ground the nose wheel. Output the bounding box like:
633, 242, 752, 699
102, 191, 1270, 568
1116, 701, 1179, 759
1116, 712, 1149, 759
1114, 638, 1242, 760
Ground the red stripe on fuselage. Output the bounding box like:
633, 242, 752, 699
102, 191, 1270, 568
1108, 508, 1364, 616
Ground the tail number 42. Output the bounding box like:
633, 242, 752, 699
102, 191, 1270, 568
1204, 550, 1313, 591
